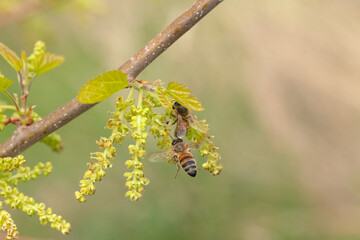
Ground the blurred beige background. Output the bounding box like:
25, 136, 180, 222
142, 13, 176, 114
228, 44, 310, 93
1, 0, 360, 239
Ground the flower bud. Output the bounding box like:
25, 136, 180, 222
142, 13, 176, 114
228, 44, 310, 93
125, 160, 134, 168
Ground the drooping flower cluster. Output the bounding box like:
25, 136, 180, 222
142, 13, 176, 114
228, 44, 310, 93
0, 156, 70, 239
75, 93, 133, 202
77, 88, 155, 202
75, 90, 138, 202
123, 89, 150, 201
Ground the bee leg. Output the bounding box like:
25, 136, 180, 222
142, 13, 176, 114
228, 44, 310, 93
170, 109, 178, 119
166, 118, 177, 126
172, 156, 181, 178
174, 163, 181, 179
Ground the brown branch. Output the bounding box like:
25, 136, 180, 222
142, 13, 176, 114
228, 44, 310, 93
0, 0, 224, 158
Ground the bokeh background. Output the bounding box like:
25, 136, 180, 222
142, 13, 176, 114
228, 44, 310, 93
1, 0, 360, 239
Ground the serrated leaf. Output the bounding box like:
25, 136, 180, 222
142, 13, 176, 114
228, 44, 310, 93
0, 42, 22, 71
168, 94, 204, 111
156, 87, 173, 109
167, 82, 191, 96
77, 70, 128, 104
33, 52, 65, 75
165, 82, 204, 111
0, 77, 13, 91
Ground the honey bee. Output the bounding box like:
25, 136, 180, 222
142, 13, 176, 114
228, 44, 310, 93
171, 101, 207, 139
148, 138, 199, 178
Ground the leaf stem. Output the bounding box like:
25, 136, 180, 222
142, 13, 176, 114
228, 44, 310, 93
127, 87, 135, 102
0, 105, 16, 110
18, 72, 26, 111
137, 88, 143, 106
2, 91, 21, 114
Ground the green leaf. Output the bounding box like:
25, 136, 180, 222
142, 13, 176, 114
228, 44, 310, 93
156, 87, 172, 109
0, 77, 13, 91
170, 95, 204, 111
165, 82, 204, 111
77, 70, 128, 104
166, 81, 191, 96
32, 52, 65, 75
0, 42, 22, 71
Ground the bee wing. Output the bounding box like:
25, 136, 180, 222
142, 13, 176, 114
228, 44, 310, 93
189, 115, 208, 133
148, 151, 173, 163
174, 114, 188, 139
188, 142, 200, 150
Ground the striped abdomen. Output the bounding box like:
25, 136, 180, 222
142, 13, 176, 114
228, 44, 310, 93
179, 152, 197, 177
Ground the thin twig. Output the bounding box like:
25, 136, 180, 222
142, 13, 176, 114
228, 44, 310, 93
0, 0, 224, 157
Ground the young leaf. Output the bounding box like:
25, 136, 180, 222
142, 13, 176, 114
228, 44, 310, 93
32, 52, 65, 75
165, 82, 204, 111
156, 87, 172, 109
21, 51, 27, 69
0, 42, 22, 71
166, 81, 191, 96
0, 77, 13, 92
77, 70, 128, 104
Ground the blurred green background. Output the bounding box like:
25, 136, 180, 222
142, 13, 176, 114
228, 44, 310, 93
2, 0, 360, 239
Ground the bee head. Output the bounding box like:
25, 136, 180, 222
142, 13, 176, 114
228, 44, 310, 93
171, 138, 183, 146
173, 101, 181, 109
173, 101, 188, 115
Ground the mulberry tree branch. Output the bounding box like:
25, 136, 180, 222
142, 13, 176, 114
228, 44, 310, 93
0, 0, 224, 157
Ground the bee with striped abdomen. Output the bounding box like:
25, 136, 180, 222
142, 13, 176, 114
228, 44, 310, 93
148, 138, 199, 178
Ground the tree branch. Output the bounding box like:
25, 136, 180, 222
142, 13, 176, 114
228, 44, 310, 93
0, 0, 224, 158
